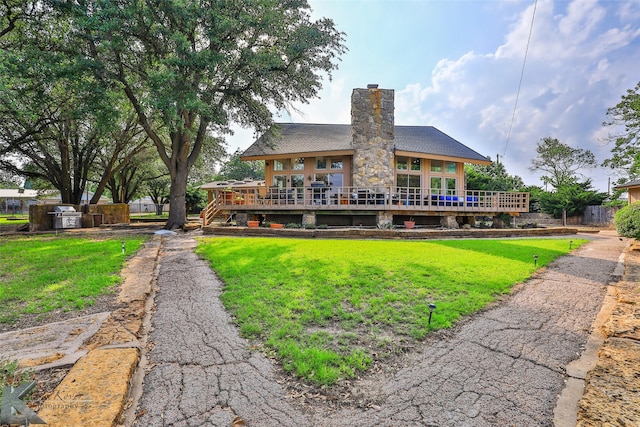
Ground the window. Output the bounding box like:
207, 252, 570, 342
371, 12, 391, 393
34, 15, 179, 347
411, 158, 421, 171
430, 160, 442, 173
330, 158, 343, 169
291, 174, 305, 198
316, 157, 327, 169
446, 178, 457, 194
314, 173, 328, 185
397, 157, 408, 171
445, 162, 457, 174
291, 174, 305, 189
430, 177, 442, 193
273, 175, 287, 188
397, 174, 421, 188
291, 158, 304, 171
328, 173, 343, 187
274, 159, 287, 171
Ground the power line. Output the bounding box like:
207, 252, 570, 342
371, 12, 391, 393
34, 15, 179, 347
502, 0, 538, 158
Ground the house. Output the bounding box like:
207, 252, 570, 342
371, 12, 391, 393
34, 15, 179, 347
201, 85, 529, 228
0, 188, 39, 214
614, 179, 640, 204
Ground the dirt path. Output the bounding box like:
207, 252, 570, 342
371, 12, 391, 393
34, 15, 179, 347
133, 232, 625, 426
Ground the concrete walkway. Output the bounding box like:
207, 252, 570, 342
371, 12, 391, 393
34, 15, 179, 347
132, 231, 626, 426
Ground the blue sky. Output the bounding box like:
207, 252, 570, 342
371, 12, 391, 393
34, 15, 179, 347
227, 0, 640, 192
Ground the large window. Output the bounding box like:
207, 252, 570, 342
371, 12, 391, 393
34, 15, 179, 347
273, 175, 287, 188
291, 174, 305, 188
397, 174, 421, 188
274, 159, 287, 171
291, 174, 305, 198
446, 178, 457, 195
430, 177, 442, 194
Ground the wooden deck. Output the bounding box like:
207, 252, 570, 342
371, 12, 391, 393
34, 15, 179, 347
202, 186, 529, 226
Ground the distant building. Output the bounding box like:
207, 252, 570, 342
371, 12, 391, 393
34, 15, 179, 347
0, 189, 39, 214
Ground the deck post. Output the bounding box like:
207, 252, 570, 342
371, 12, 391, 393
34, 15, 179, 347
377, 211, 393, 228
302, 212, 316, 227
440, 215, 459, 229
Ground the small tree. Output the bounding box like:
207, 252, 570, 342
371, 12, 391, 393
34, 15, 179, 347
538, 180, 608, 218
615, 202, 640, 238
529, 137, 597, 190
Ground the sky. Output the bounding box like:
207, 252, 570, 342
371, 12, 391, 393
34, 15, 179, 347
227, 0, 640, 192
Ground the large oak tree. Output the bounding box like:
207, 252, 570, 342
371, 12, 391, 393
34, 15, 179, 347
65, 0, 345, 228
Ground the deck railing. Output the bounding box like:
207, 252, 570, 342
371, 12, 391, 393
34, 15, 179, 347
210, 186, 529, 213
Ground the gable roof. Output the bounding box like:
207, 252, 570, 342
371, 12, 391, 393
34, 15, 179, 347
615, 179, 640, 189
241, 123, 490, 164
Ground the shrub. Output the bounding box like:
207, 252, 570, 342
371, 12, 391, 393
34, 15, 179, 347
614, 202, 640, 238
285, 223, 302, 229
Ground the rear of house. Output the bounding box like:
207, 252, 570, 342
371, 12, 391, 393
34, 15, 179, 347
202, 85, 528, 228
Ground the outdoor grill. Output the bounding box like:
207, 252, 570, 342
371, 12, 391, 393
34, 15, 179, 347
50, 206, 82, 229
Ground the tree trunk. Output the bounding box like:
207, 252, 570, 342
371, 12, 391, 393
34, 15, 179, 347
165, 166, 188, 229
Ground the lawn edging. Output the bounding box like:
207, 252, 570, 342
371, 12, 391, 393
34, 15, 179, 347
203, 225, 582, 239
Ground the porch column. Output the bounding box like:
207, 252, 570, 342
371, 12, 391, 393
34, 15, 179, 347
377, 211, 393, 228
303, 212, 316, 227
440, 215, 459, 229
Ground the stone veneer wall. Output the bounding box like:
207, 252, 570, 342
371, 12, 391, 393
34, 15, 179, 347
351, 87, 395, 189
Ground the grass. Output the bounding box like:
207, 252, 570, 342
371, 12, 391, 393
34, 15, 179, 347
196, 237, 586, 386
0, 213, 29, 225
0, 235, 147, 325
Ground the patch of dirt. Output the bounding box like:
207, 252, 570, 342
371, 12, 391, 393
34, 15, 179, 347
0, 291, 125, 334
262, 304, 491, 411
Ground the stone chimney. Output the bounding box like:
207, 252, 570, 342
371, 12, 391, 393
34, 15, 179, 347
351, 85, 395, 188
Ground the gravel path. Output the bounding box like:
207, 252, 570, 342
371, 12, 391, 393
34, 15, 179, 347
134, 231, 625, 426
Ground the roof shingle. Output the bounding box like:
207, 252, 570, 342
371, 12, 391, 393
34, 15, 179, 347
241, 123, 489, 163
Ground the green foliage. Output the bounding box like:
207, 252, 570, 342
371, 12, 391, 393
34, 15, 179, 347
464, 158, 524, 191
615, 202, 640, 238
604, 198, 628, 208
529, 137, 597, 190
0, 236, 147, 325
538, 180, 608, 218
602, 82, 640, 179
196, 237, 583, 385
214, 149, 265, 182
521, 185, 544, 212
185, 186, 207, 214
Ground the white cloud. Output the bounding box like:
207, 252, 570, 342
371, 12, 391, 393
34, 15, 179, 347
396, 0, 640, 190
226, 0, 640, 192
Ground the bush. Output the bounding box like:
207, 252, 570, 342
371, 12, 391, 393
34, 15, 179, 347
615, 202, 640, 238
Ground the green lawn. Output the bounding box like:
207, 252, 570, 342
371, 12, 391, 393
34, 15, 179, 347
0, 235, 147, 325
0, 214, 29, 225
196, 237, 586, 385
